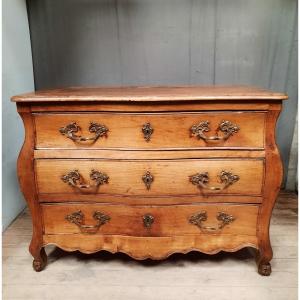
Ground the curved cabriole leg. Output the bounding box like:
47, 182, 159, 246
255, 108, 283, 276
258, 262, 272, 276
31, 246, 47, 272
256, 248, 272, 276
17, 106, 46, 271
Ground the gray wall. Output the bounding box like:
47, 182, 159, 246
286, 115, 298, 191
3, 0, 35, 230
27, 0, 297, 185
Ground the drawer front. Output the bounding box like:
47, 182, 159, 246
35, 159, 264, 196
34, 112, 265, 149
42, 203, 259, 236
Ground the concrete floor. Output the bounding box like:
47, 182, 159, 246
3, 192, 298, 300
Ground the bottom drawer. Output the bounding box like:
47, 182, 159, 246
42, 203, 258, 237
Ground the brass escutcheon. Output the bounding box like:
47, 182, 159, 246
142, 171, 154, 190
142, 122, 154, 142
143, 214, 154, 229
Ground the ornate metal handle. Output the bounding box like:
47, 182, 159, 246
189, 170, 239, 191
142, 171, 154, 190
142, 123, 153, 142
189, 211, 235, 233
190, 120, 239, 142
59, 122, 108, 143
65, 210, 110, 234
143, 214, 154, 229
61, 169, 109, 193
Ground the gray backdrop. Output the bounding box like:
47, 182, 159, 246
3, 0, 34, 230
27, 0, 297, 185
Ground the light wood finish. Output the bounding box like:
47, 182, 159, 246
30, 101, 281, 112
34, 149, 266, 159
12, 86, 286, 275
38, 195, 263, 205
35, 158, 264, 197
43, 235, 258, 259
34, 112, 265, 149
17, 104, 47, 272
38, 194, 263, 205
42, 203, 258, 237
3, 192, 297, 299
11, 85, 288, 102
256, 109, 284, 275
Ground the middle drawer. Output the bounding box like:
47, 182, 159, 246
35, 158, 264, 197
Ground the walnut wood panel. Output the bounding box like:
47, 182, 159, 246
16, 104, 47, 272
30, 101, 281, 112
35, 159, 264, 197
11, 85, 288, 102
38, 194, 263, 204
34, 112, 265, 149
256, 107, 284, 275
42, 203, 259, 236
34, 149, 266, 160
43, 234, 258, 259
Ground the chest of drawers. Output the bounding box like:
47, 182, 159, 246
12, 86, 287, 275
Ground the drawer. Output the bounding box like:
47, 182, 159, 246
35, 158, 264, 197
34, 112, 265, 149
42, 203, 259, 236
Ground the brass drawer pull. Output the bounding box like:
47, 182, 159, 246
142, 122, 153, 141
142, 171, 154, 190
59, 121, 108, 143
61, 169, 109, 193
189, 170, 239, 191
190, 120, 239, 142
189, 211, 235, 233
143, 214, 154, 229
65, 210, 110, 234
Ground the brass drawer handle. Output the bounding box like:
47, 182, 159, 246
59, 121, 108, 143
142, 122, 153, 141
61, 169, 109, 194
143, 214, 154, 229
189, 170, 239, 191
189, 211, 235, 233
190, 120, 239, 142
65, 210, 110, 234
142, 171, 154, 190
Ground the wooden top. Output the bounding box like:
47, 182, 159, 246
11, 85, 288, 102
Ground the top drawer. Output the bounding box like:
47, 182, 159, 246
34, 112, 265, 149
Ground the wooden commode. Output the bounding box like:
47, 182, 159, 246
12, 86, 288, 275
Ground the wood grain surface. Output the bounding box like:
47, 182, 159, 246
42, 234, 258, 260
30, 101, 281, 112
16, 104, 47, 271
34, 112, 266, 149
35, 158, 264, 197
34, 149, 266, 160
11, 85, 288, 102
42, 203, 258, 237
